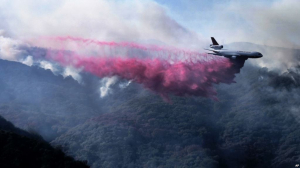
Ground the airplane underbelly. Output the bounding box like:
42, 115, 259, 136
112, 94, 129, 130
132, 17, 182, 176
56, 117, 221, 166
225, 55, 248, 61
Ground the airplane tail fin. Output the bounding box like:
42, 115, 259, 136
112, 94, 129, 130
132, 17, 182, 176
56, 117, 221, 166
211, 37, 219, 45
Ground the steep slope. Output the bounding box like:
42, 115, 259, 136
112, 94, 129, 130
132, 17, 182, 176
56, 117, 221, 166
52, 96, 220, 168
0, 115, 89, 168
52, 65, 300, 168
0, 59, 144, 140
0, 59, 102, 140
1, 43, 300, 168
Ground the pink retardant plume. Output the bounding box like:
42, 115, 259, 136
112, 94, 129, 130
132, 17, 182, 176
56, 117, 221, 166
40, 36, 209, 62
35, 36, 245, 101
43, 36, 242, 101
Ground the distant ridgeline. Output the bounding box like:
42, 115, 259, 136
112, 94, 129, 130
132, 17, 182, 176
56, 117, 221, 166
0, 115, 89, 168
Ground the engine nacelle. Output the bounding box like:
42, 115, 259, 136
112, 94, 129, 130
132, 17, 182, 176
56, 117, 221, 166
210, 44, 223, 49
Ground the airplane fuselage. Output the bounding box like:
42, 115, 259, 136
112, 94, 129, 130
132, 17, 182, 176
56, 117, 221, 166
214, 50, 263, 59
205, 37, 263, 60
214, 50, 263, 58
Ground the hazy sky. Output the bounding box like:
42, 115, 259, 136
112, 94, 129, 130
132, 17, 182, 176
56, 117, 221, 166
0, 0, 299, 49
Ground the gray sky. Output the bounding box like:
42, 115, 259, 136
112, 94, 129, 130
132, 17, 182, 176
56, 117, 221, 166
0, 0, 299, 49
0, 0, 299, 73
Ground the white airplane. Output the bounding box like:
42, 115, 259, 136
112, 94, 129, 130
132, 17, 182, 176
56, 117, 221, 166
206, 37, 263, 60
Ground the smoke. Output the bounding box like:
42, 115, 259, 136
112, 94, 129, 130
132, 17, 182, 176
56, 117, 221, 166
100, 76, 118, 98
36, 60, 83, 83
238, 0, 300, 48
226, 42, 300, 72
204, 0, 300, 71
63, 66, 82, 83
1, 0, 300, 72
0, 36, 23, 61
41, 37, 245, 101
0, 0, 204, 49
0, 35, 82, 83
119, 80, 132, 89
39, 60, 57, 73
21, 56, 34, 66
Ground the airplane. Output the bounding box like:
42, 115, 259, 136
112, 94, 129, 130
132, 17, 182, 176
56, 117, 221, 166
205, 37, 263, 61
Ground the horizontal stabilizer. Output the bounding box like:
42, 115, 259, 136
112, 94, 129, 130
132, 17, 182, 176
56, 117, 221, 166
204, 48, 219, 53
204, 48, 215, 51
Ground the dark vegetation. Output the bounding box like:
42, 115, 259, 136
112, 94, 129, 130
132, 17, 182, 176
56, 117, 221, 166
0, 59, 107, 140
0, 45, 300, 168
0, 115, 89, 168
52, 65, 300, 168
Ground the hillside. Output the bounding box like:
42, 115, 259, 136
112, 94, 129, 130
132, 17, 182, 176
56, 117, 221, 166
51, 70, 300, 168
0, 115, 89, 168
52, 65, 300, 168
0, 42, 300, 167
0, 59, 144, 140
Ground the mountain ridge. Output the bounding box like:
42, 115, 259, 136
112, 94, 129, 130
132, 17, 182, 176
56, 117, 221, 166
0, 115, 89, 168
0, 43, 300, 167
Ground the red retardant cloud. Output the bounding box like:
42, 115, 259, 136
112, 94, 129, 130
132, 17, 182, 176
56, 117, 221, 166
35, 37, 244, 101
45, 52, 240, 102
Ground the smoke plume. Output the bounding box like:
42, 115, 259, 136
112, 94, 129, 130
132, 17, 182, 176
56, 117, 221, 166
100, 76, 118, 98
0, 36, 23, 61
